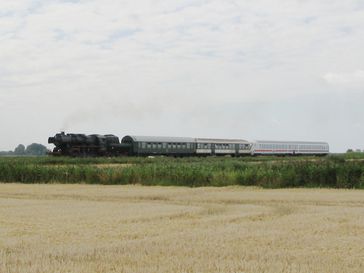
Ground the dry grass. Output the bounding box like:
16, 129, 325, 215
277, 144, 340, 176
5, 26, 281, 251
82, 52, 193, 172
1, 184, 364, 273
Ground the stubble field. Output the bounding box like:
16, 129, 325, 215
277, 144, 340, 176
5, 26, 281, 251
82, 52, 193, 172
1, 184, 364, 273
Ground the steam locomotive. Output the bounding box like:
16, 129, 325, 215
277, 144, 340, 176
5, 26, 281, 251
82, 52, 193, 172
48, 132, 330, 157
48, 132, 130, 156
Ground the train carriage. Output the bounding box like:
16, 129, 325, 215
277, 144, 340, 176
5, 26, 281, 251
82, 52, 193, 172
121, 136, 195, 156
195, 138, 251, 156
251, 140, 329, 156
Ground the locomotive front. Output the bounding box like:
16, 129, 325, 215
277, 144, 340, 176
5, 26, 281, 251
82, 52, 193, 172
48, 132, 131, 156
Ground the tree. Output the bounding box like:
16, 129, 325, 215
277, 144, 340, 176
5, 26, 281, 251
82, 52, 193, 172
25, 143, 48, 156
14, 144, 26, 155
0, 151, 13, 156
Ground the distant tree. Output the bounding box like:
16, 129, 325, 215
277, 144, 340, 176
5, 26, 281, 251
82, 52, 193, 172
347, 149, 354, 153
14, 144, 26, 155
0, 150, 13, 156
25, 143, 48, 156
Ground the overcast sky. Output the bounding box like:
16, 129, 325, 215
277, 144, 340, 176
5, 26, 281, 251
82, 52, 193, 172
1, 0, 364, 152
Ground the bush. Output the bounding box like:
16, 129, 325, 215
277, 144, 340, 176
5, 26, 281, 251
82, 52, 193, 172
0, 156, 363, 189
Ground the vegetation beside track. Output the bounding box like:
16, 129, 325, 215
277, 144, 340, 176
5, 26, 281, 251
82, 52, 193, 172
0, 154, 364, 188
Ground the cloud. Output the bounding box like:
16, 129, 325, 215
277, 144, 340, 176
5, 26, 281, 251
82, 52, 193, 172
1, 0, 364, 151
323, 70, 364, 89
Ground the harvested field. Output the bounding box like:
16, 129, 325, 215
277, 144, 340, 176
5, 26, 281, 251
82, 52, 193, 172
1, 184, 364, 273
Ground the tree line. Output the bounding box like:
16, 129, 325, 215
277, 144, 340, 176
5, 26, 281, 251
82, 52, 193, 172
0, 143, 48, 156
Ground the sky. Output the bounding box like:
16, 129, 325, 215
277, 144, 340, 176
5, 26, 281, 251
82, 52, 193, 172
0, 0, 364, 152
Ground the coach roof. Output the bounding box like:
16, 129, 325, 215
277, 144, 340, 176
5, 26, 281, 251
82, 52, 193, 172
122, 135, 195, 143
255, 140, 329, 145
196, 138, 250, 144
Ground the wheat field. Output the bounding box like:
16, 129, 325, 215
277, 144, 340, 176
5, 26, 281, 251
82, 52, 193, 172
0, 184, 364, 273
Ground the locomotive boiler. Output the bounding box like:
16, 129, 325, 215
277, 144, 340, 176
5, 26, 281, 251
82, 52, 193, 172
48, 132, 130, 156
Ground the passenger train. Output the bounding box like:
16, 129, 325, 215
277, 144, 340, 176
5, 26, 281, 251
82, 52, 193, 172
48, 132, 329, 157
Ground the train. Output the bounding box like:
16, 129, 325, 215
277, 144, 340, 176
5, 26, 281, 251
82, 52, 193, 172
47, 132, 129, 157
48, 132, 330, 157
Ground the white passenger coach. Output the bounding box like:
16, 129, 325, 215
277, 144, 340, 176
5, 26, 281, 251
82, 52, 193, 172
251, 140, 329, 156
195, 138, 251, 156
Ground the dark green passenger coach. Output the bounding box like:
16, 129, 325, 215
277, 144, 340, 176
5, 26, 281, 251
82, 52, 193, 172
121, 136, 196, 156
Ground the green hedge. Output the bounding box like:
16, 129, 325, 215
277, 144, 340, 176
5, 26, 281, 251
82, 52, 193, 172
0, 156, 363, 188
